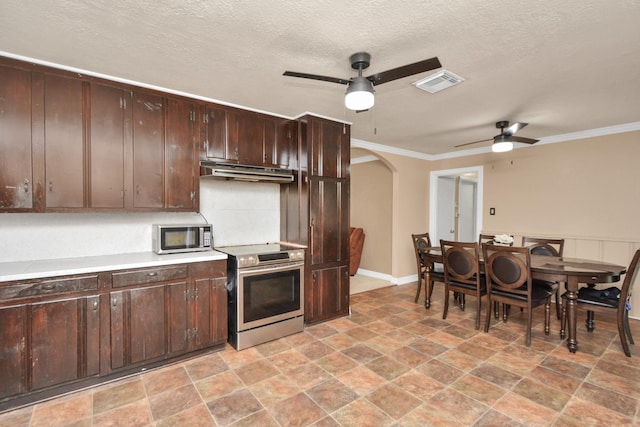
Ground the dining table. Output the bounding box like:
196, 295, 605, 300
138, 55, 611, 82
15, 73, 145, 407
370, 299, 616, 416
419, 246, 626, 353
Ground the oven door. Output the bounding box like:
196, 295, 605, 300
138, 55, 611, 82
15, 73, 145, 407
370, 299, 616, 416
236, 261, 304, 331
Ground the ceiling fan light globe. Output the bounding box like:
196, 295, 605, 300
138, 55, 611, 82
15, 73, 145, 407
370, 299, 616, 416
345, 91, 374, 110
492, 141, 513, 152
345, 76, 375, 110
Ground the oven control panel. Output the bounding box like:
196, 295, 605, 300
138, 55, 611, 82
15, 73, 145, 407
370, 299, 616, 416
235, 249, 305, 268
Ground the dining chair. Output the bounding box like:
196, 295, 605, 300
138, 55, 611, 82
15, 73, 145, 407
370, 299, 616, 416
479, 233, 506, 318
411, 233, 445, 304
522, 236, 565, 319
482, 244, 552, 346
440, 240, 486, 329
561, 248, 640, 357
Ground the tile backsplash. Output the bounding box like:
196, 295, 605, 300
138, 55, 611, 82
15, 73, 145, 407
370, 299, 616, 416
0, 179, 281, 262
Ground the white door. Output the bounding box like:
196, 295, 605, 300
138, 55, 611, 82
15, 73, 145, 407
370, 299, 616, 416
430, 167, 483, 244
458, 178, 477, 241
436, 176, 455, 244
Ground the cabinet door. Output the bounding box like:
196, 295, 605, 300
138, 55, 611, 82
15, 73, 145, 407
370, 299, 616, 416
0, 305, 27, 399
110, 280, 189, 368
309, 118, 349, 178
309, 178, 350, 265
132, 92, 164, 208
167, 281, 189, 354
264, 118, 292, 168
90, 83, 128, 208
44, 74, 85, 208
165, 98, 197, 209
229, 111, 264, 166
191, 276, 227, 350
128, 284, 168, 364
306, 266, 349, 323
30, 296, 100, 390
0, 65, 33, 210
202, 105, 235, 161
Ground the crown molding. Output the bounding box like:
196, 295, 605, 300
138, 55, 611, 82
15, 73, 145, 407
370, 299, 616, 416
352, 122, 640, 162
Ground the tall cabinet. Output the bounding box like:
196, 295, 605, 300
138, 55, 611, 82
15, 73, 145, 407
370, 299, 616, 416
282, 115, 351, 324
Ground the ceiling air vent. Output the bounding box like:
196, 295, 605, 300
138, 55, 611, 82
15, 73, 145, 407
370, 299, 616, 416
414, 70, 464, 93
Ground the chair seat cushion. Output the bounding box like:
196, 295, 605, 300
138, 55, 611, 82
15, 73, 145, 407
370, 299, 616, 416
572, 286, 621, 308
532, 279, 559, 292
492, 283, 552, 302
449, 278, 486, 292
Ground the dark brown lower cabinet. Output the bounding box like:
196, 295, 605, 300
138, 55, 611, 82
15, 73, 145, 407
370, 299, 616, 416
0, 295, 100, 400
307, 266, 350, 324
0, 260, 226, 412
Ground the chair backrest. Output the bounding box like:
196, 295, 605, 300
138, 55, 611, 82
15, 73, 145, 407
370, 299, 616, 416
411, 233, 433, 270
521, 236, 564, 257
620, 249, 640, 308
479, 234, 495, 245
482, 244, 533, 298
440, 240, 481, 287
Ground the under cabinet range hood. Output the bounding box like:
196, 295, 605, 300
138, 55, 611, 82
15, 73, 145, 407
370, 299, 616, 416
200, 161, 295, 183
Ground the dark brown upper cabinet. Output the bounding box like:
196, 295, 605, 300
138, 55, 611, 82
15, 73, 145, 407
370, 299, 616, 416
201, 104, 292, 169
308, 118, 350, 178
164, 97, 198, 210
89, 83, 129, 209
0, 57, 199, 212
131, 91, 165, 209
0, 64, 33, 211
201, 105, 237, 162
42, 74, 85, 209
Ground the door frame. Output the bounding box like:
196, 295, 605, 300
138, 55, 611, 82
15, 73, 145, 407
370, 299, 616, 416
429, 166, 483, 244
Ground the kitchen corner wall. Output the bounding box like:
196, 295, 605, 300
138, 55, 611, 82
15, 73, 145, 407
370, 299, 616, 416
0, 179, 280, 263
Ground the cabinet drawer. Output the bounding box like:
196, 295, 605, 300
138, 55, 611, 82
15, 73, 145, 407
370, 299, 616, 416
112, 266, 188, 288
0, 275, 99, 301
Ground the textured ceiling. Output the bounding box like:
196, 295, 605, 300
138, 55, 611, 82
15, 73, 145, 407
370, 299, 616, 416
1, 0, 639, 155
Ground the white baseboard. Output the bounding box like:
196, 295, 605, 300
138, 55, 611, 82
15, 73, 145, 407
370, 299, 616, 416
355, 269, 417, 286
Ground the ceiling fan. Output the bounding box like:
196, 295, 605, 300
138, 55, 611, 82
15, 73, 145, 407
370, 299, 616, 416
283, 52, 441, 111
455, 121, 539, 152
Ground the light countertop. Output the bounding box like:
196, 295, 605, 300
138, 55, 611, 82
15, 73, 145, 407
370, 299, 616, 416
0, 250, 228, 283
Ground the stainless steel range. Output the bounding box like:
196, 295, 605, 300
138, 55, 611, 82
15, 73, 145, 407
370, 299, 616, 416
216, 243, 305, 350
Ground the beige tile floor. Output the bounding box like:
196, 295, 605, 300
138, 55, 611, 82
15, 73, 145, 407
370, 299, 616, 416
1, 277, 639, 426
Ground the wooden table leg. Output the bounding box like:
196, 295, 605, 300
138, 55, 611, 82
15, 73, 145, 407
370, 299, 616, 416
565, 276, 578, 353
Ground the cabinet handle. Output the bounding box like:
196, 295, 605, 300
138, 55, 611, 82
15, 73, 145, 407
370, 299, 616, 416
92, 300, 99, 311
41, 283, 55, 291
112, 297, 118, 307
147, 272, 158, 277
48, 181, 53, 192
23, 179, 30, 193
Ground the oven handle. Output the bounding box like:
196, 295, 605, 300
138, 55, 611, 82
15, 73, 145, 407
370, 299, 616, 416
238, 261, 304, 274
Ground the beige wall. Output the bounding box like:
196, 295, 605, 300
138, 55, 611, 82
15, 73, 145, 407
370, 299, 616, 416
351, 130, 640, 315
350, 160, 393, 274
351, 151, 432, 280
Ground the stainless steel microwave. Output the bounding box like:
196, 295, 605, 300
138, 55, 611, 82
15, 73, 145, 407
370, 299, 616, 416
152, 224, 212, 254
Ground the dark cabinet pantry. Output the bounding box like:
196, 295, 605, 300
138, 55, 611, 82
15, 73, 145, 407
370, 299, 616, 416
282, 115, 351, 324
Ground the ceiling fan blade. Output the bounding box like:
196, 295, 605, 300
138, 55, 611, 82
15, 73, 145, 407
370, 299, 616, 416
366, 56, 442, 86
283, 71, 351, 85
510, 136, 539, 144
454, 138, 492, 148
505, 122, 528, 135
